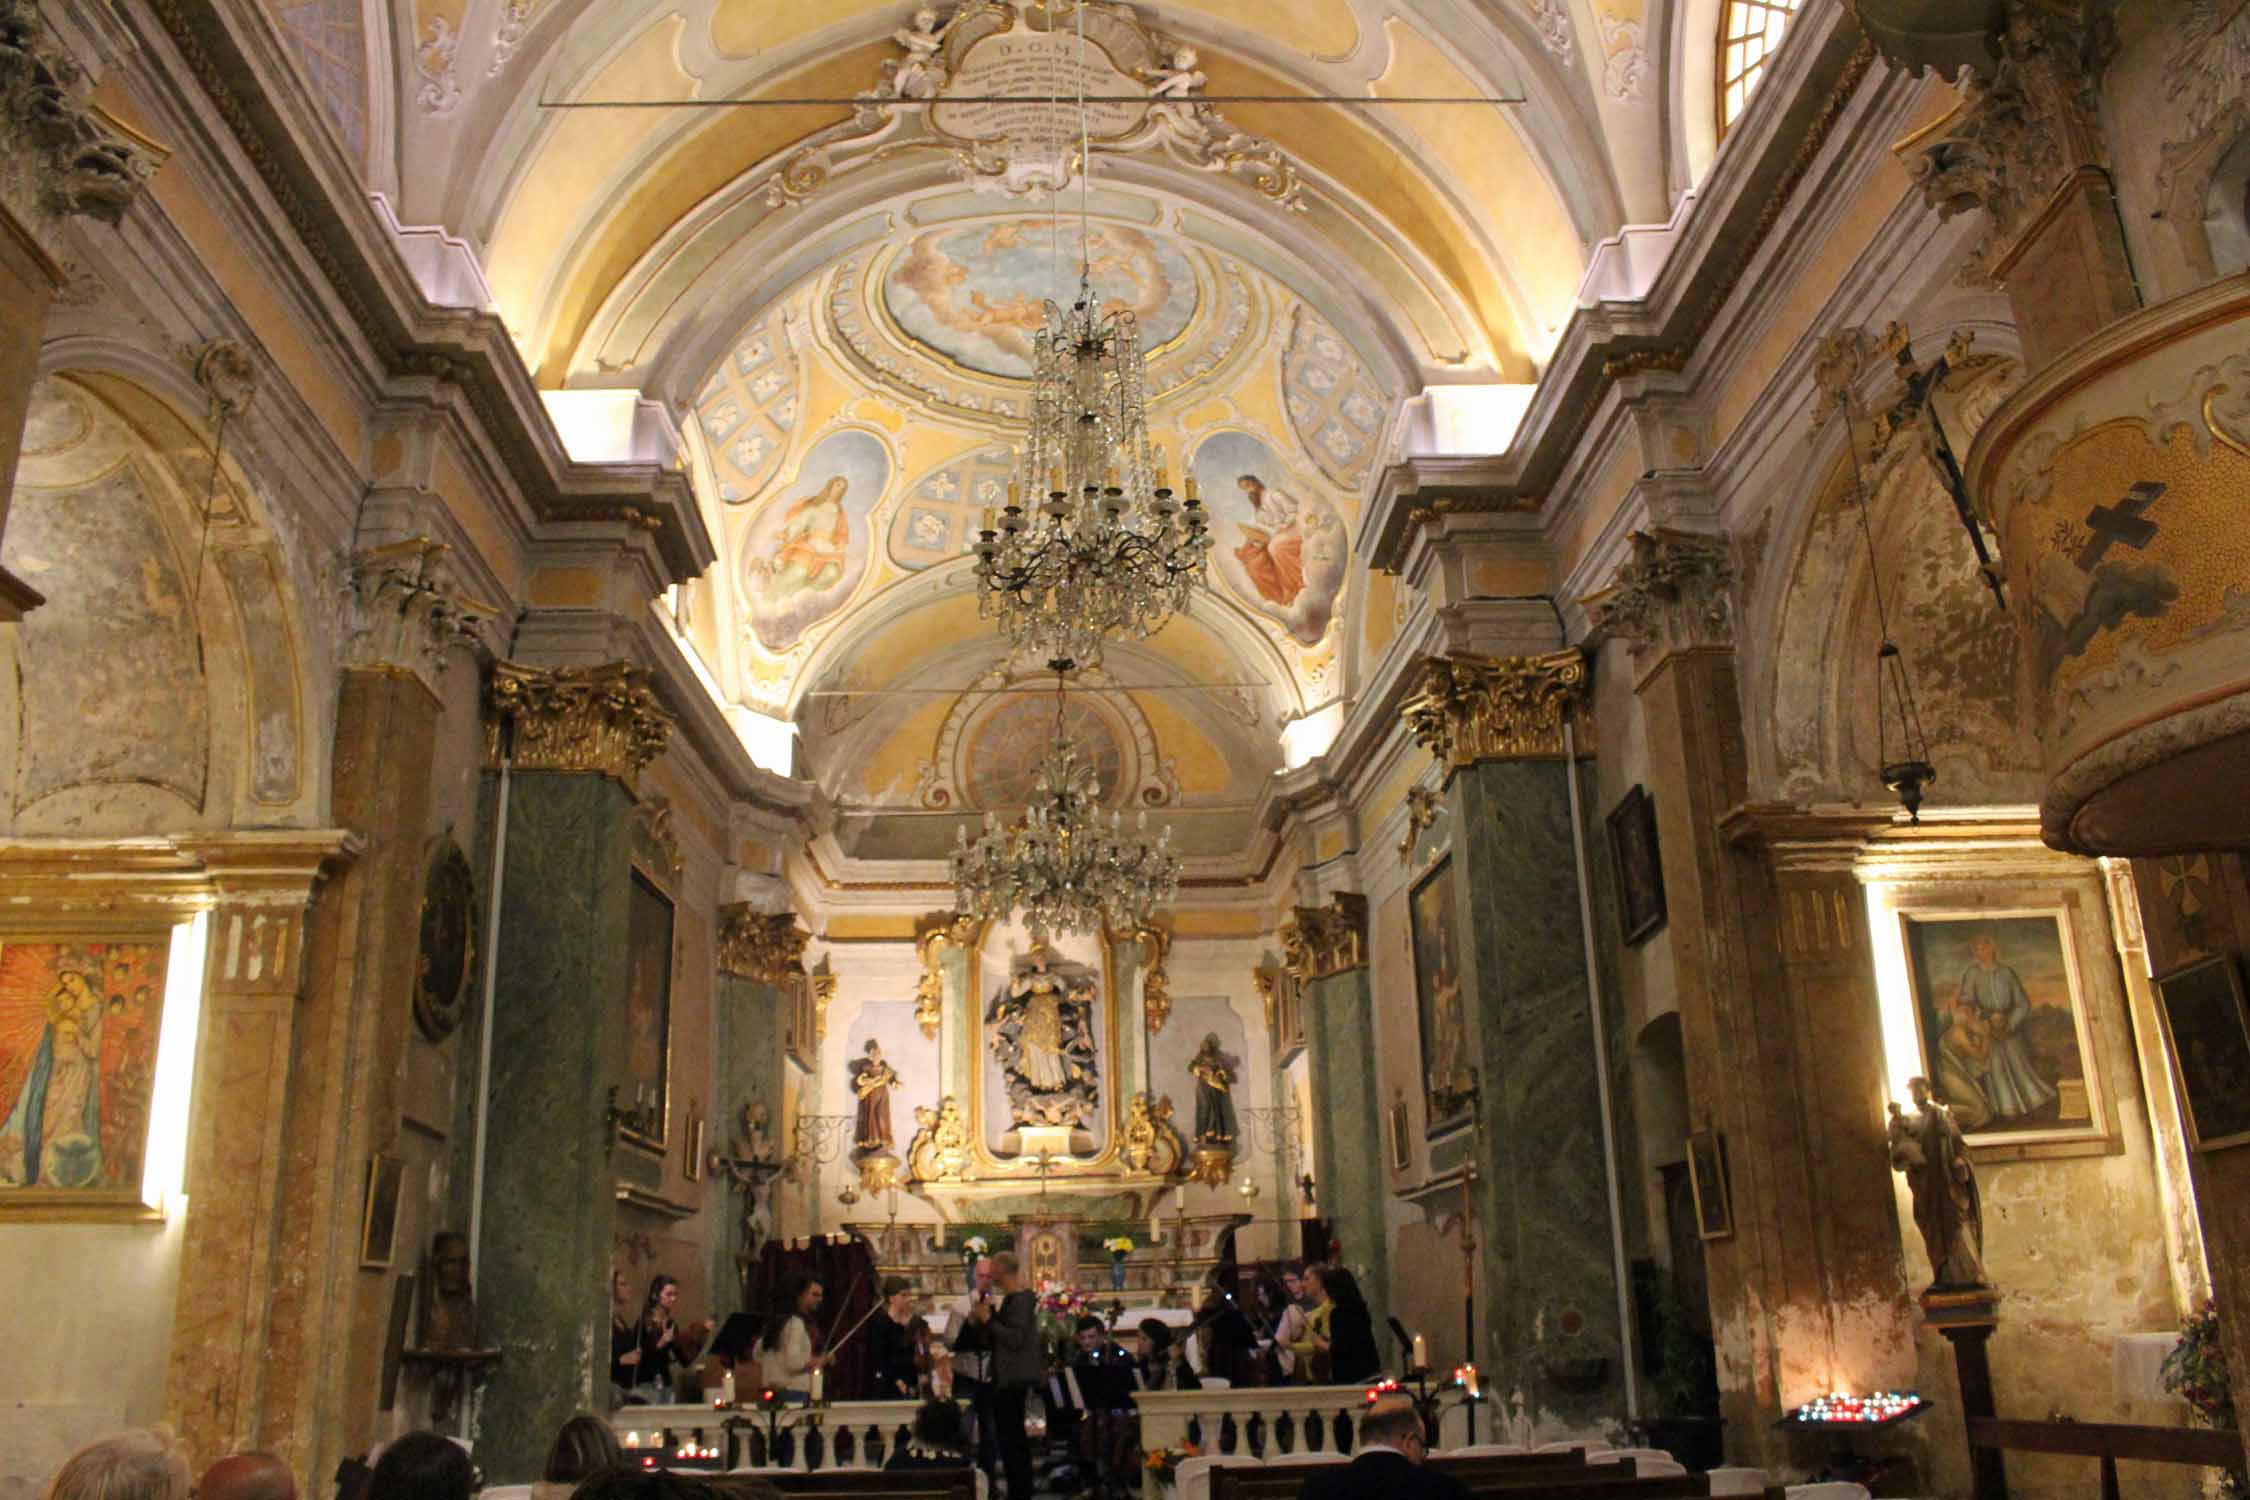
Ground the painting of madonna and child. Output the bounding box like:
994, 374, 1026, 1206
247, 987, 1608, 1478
0, 937, 170, 1208
1901, 910, 2104, 1145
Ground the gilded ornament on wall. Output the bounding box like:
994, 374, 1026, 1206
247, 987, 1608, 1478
484, 661, 674, 790
907, 1094, 973, 1182
1135, 924, 1172, 1032
1402, 649, 1591, 768
717, 906, 810, 983
1278, 893, 1367, 981
914, 912, 979, 1039
1121, 1091, 1185, 1176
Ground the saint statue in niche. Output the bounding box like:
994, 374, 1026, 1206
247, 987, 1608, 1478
988, 947, 1099, 1130
851, 1039, 900, 1154
1188, 1034, 1237, 1146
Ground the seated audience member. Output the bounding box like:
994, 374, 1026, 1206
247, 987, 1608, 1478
43, 1430, 192, 1500
886, 1400, 973, 1470
366, 1433, 476, 1500
1296, 1396, 1468, 1500
567, 1470, 769, 1500
199, 1453, 295, 1500
535, 1415, 624, 1500
1134, 1319, 1199, 1391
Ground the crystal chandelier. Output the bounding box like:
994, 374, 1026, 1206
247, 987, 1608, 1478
973, 285, 1213, 667
952, 668, 1182, 941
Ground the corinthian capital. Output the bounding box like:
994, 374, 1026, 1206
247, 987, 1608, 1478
717, 904, 810, 983
0, 0, 162, 236
484, 660, 674, 789
1580, 527, 1734, 663
338, 538, 501, 687
1402, 649, 1590, 769
1278, 892, 1367, 981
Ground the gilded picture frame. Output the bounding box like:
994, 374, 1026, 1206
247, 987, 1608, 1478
620, 864, 677, 1154
0, 929, 174, 1222
359, 1152, 406, 1269
2154, 954, 2250, 1153
1898, 906, 2106, 1151
1687, 1127, 1732, 1241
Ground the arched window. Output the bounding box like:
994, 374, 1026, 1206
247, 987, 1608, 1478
1719, 0, 1802, 132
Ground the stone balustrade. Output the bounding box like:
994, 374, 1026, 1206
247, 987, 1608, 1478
1134, 1384, 1496, 1458
614, 1400, 924, 1472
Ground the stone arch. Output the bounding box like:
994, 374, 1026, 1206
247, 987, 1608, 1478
1759, 357, 2041, 808
0, 370, 318, 835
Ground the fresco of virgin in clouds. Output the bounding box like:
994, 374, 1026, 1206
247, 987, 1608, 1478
882, 220, 1197, 379
740, 429, 891, 653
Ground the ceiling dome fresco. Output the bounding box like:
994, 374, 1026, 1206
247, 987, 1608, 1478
828, 211, 1254, 426
881, 220, 1199, 379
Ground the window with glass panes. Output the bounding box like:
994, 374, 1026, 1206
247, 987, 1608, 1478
1719, 0, 1801, 132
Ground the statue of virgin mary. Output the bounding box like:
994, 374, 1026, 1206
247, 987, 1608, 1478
988, 947, 1098, 1130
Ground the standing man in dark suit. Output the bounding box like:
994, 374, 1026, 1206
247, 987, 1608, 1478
1297, 1396, 1470, 1500
971, 1250, 1044, 1500
948, 1255, 999, 1482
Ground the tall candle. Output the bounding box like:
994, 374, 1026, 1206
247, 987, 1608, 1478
809, 1365, 825, 1404
1411, 1333, 1428, 1370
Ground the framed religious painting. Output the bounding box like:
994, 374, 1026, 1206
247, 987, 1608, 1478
0, 932, 172, 1220
1686, 1128, 1732, 1240
620, 866, 676, 1154
359, 1153, 405, 1269
1409, 857, 1475, 1137
2154, 955, 2250, 1153
1899, 907, 2106, 1150
1605, 785, 1667, 945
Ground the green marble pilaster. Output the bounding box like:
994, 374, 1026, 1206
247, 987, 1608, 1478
472, 770, 634, 1479
1448, 758, 1629, 1426
711, 972, 786, 1313
1303, 966, 1390, 1343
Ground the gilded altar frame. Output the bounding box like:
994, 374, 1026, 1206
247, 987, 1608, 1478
960, 922, 1133, 1181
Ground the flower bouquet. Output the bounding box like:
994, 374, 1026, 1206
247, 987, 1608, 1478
1145, 1443, 1201, 1489
1037, 1283, 1092, 1360
2162, 1302, 2244, 1496
960, 1234, 990, 1289
1104, 1235, 1134, 1289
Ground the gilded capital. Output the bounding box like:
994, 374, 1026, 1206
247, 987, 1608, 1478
484, 660, 673, 789
1580, 527, 1734, 662
1402, 649, 1590, 768
913, 912, 980, 1038
1278, 892, 1367, 981
717, 904, 810, 983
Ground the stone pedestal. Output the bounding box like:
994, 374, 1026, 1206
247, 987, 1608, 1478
1924, 1292, 2006, 1500
472, 662, 673, 1480
1404, 651, 1629, 1426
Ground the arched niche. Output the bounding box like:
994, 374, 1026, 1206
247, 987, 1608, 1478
1763, 358, 2042, 809
0, 372, 316, 836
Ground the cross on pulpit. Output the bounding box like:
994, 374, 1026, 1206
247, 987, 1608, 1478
2075, 482, 2166, 571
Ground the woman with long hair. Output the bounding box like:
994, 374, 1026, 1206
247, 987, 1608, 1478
868, 1276, 922, 1398
756, 1272, 828, 1399
608, 1268, 643, 1403
633, 1274, 712, 1401
1313, 1264, 1380, 1384
535, 1414, 624, 1500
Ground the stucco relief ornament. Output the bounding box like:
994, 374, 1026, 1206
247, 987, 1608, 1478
1530, 0, 1576, 65
907, 1093, 974, 1181
489, 0, 531, 77
1596, 14, 1647, 103
337, 537, 501, 681
758, 1, 1305, 210
416, 14, 462, 115
0, 0, 162, 232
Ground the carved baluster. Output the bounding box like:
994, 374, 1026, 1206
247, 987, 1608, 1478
1245, 1412, 1266, 1458
805, 1422, 826, 1471
1186, 1415, 1203, 1449
775, 1427, 796, 1469
1332, 1410, 1353, 1454
835, 1424, 856, 1467
1218, 1412, 1238, 1455
1304, 1409, 1323, 1452
865, 1423, 885, 1467
1274, 1410, 1296, 1454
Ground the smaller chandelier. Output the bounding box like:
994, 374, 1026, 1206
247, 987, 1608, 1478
974, 278, 1213, 667
952, 671, 1182, 941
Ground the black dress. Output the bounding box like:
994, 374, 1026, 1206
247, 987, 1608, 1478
868, 1313, 920, 1398
1325, 1301, 1380, 1384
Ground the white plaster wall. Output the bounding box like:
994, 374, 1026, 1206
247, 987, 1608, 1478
0, 1215, 186, 1499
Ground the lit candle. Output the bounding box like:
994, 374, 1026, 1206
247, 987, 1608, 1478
1411, 1333, 1428, 1370
1184, 475, 1199, 501
1007, 480, 1020, 505
1049, 466, 1063, 494
980, 507, 997, 534
809, 1365, 825, 1404
1154, 445, 1170, 487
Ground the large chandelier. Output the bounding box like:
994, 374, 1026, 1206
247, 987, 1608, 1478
973, 281, 1213, 667
952, 668, 1182, 941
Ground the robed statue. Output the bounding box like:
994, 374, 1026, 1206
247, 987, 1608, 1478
1189, 1034, 1237, 1146
989, 947, 1099, 1129
852, 1040, 900, 1154
1888, 1075, 1987, 1290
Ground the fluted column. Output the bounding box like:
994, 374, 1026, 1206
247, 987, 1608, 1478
474, 661, 674, 1479
1402, 649, 1632, 1428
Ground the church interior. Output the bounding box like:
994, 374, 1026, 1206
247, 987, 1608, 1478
4, 0, 2250, 1497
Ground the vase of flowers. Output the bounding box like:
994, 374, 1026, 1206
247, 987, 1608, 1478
1105, 1235, 1135, 1290
1145, 1443, 1200, 1490
2162, 1301, 2244, 1497
961, 1235, 989, 1289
